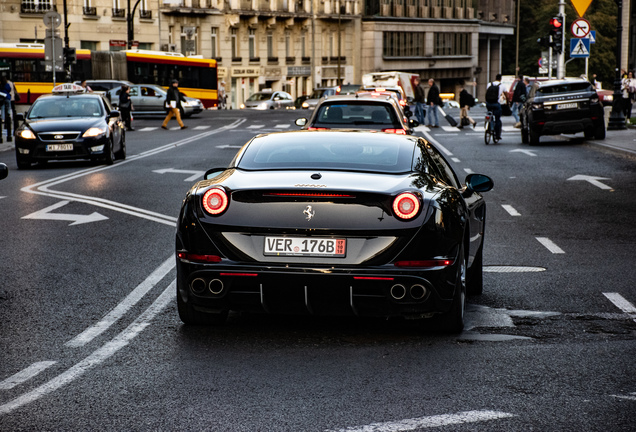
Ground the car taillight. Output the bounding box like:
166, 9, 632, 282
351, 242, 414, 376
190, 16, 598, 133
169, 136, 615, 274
382, 128, 407, 135
202, 187, 228, 215
399, 100, 406, 106
393, 259, 453, 268
392, 192, 420, 220
308, 127, 330, 130
178, 253, 222, 263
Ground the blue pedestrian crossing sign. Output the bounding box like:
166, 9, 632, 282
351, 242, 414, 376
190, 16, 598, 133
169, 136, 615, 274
570, 38, 590, 58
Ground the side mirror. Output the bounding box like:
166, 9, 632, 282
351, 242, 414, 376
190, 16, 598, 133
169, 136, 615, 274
204, 167, 227, 180
0, 163, 8, 180
295, 118, 308, 127
409, 119, 419, 128
109, 110, 120, 118
465, 174, 494, 193
16, 113, 25, 122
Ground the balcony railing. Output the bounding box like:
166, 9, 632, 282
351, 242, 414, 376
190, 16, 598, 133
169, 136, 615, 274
21, 3, 56, 14
83, 6, 97, 16
112, 8, 126, 17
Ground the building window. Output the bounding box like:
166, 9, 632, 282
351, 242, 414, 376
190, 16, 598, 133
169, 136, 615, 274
267, 31, 274, 58
21, 0, 53, 13
249, 28, 256, 60
382, 31, 425, 58
231, 28, 239, 59
211, 27, 218, 58
434, 32, 470, 56
81, 41, 98, 50
181, 26, 198, 56
285, 31, 291, 58
300, 31, 306, 58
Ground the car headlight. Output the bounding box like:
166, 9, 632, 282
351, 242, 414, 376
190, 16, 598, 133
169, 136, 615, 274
240, 103, 246, 109
257, 102, 269, 110
83, 127, 106, 137
302, 102, 309, 108
19, 129, 36, 139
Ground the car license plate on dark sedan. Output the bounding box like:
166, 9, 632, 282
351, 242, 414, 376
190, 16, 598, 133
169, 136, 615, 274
46, 144, 73, 151
264, 237, 346, 257
557, 102, 577, 110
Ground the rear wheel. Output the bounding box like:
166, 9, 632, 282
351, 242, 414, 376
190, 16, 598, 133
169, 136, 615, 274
115, 132, 126, 160
484, 122, 491, 145
521, 120, 529, 144
529, 126, 540, 146
595, 122, 606, 140
434, 245, 466, 333
177, 287, 228, 326
104, 139, 115, 165
467, 245, 484, 296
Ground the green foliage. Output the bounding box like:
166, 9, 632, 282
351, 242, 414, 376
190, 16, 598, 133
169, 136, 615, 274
502, 0, 618, 87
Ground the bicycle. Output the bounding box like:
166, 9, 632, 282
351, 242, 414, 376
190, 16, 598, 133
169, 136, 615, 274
484, 111, 499, 145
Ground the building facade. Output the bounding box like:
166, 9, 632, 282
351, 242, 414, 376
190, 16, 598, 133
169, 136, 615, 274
1, 0, 518, 107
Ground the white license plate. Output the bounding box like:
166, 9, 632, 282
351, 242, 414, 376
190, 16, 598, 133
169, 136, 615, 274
264, 237, 346, 257
556, 102, 577, 110
46, 144, 73, 151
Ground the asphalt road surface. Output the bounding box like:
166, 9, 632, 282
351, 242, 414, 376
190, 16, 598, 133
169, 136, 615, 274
0, 107, 634, 431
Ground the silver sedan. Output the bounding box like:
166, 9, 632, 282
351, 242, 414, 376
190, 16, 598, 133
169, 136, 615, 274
107, 84, 204, 117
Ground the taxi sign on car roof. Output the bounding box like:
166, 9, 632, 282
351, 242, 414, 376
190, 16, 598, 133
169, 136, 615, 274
52, 83, 86, 94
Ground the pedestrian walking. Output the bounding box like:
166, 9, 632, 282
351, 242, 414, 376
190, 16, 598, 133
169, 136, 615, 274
425, 78, 441, 128
412, 77, 426, 124
621, 70, 635, 121
161, 79, 187, 130
485, 74, 504, 141
0, 76, 12, 143
118, 84, 134, 131
458, 83, 476, 129
511, 73, 526, 128
218, 81, 227, 110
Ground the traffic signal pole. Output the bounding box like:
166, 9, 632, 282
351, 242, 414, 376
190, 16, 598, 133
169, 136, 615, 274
557, 0, 566, 78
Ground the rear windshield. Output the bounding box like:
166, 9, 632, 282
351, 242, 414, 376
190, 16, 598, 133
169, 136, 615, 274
313, 103, 400, 127
537, 82, 593, 95
237, 132, 416, 174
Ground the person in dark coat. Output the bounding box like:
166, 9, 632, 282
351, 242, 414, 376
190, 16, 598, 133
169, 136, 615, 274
425, 78, 440, 128
161, 79, 187, 130
118, 84, 134, 131
458, 84, 476, 128
412, 77, 426, 124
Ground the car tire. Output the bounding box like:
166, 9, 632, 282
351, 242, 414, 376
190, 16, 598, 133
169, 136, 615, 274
115, 132, 126, 160
467, 244, 483, 296
177, 289, 228, 326
584, 128, 594, 139
16, 157, 31, 170
521, 120, 529, 144
104, 139, 115, 165
529, 126, 540, 146
595, 122, 606, 140
434, 244, 466, 333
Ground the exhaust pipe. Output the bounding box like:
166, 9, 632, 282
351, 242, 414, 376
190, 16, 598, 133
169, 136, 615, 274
390, 284, 406, 300
208, 279, 224, 295
410, 284, 427, 300
191, 278, 206, 294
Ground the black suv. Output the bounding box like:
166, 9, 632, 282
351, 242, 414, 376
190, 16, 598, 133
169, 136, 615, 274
520, 78, 605, 145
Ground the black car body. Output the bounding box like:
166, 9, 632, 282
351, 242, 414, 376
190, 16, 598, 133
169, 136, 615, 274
520, 78, 605, 145
15, 86, 126, 168
175, 131, 493, 332
295, 94, 418, 135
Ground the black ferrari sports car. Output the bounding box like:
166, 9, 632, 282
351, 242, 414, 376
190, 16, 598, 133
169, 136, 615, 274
176, 130, 493, 332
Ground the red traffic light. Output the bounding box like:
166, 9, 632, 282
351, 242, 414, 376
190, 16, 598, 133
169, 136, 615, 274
550, 17, 563, 28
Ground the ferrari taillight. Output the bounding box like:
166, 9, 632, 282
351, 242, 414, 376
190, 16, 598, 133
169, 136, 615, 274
393, 192, 420, 220
393, 260, 453, 268
202, 187, 228, 215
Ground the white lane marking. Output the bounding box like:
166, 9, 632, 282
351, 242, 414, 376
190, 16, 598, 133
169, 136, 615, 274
611, 393, 636, 401
484, 266, 546, 273
603, 293, 636, 322
441, 126, 457, 132
138, 127, 157, 131
22, 200, 109, 226
152, 168, 205, 182
567, 175, 613, 190
421, 130, 453, 156
0, 280, 175, 416
536, 237, 565, 254
502, 204, 521, 216
0, 362, 57, 391
275, 124, 291, 128
324, 410, 515, 432
451, 157, 460, 163
510, 149, 537, 157
464, 168, 474, 174
65, 256, 175, 348
248, 125, 265, 129
193, 125, 210, 130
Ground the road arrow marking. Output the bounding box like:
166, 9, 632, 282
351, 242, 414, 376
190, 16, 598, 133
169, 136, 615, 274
567, 174, 612, 190
22, 201, 108, 226
510, 149, 537, 156
152, 168, 205, 182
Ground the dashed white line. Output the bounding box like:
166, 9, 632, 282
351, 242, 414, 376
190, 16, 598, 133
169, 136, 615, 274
0, 362, 57, 390
603, 293, 636, 322
464, 168, 474, 174
248, 125, 265, 129
502, 204, 521, 216
275, 124, 291, 128
193, 125, 211, 130
451, 157, 460, 163
536, 237, 565, 254
324, 410, 515, 432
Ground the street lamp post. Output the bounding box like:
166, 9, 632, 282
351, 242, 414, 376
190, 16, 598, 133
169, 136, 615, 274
127, 0, 143, 50
608, 0, 626, 130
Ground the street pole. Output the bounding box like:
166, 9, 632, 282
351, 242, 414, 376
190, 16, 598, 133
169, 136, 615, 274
515, 0, 520, 73
557, 0, 566, 79
608, 0, 626, 129
337, 0, 342, 86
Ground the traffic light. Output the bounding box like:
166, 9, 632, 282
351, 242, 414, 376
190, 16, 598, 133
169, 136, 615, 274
550, 16, 564, 53
64, 47, 76, 66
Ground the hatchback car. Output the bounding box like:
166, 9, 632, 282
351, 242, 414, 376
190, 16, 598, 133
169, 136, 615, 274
241, 90, 294, 110
520, 78, 605, 145
295, 94, 418, 134
75, 79, 134, 93
107, 84, 204, 117
15, 83, 126, 168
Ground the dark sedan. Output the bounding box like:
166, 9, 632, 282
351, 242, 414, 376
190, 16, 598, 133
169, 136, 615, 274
175, 131, 493, 332
15, 84, 126, 169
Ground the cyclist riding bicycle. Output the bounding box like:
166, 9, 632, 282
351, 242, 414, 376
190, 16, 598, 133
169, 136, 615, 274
485, 73, 505, 141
